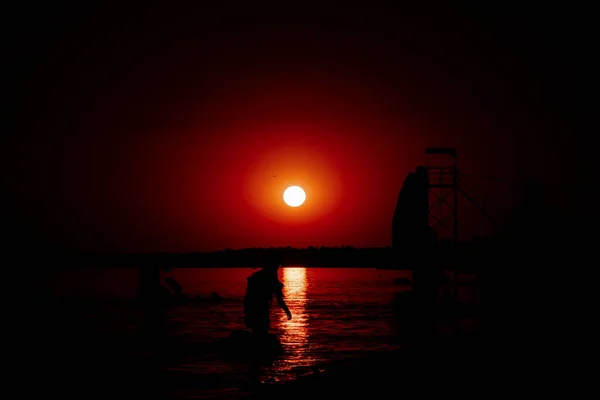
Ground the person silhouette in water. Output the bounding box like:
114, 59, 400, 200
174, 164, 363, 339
244, 254, 292, 336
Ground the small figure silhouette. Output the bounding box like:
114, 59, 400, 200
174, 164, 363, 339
502, 179, 555, 338
505, 178, 552, 251
243, 253, 292, 336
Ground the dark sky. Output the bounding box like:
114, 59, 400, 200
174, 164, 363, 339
4, 3, 587, 252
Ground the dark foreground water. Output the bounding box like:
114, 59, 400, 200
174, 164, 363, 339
41, 267, 476, 398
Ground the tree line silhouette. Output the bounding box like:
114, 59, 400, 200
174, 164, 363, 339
50, 239, 499, 271
59, 246, 395, 269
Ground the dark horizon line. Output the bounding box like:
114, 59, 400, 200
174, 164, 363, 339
46, 237, 488, 256
32, 239, 498, 272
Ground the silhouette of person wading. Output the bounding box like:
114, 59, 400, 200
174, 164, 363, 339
244, 253, 292, 337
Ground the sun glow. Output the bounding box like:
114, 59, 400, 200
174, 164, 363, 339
283, 186, 306, 207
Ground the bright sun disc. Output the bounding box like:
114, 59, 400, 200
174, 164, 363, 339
283, 186, 306, 207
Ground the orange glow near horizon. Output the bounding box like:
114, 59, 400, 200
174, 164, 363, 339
242, 141, 343, 226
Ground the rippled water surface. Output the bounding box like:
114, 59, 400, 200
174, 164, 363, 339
165, 268, 405, 379
50, 267, 475, 397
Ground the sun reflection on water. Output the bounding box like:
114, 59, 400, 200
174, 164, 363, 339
275, 266, 313, 373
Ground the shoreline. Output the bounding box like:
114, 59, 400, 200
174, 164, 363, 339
241, 331, 487, 398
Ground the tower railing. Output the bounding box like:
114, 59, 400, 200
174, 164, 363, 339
425, 148, 497, 243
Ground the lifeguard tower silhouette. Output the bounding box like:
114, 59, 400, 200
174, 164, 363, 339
424, 147, 496, 244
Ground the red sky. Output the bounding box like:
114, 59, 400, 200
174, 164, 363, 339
4, 4, 583, 252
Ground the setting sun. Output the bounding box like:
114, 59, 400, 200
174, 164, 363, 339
283, 186, 306, 207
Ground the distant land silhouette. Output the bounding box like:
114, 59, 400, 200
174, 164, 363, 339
43, 239, 501, 271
